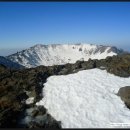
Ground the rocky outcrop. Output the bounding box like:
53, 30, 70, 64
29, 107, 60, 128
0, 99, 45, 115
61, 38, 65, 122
105, 54, 130, 77
117, 86, 130, 109
0, 65, 61, 128
25, 106, 61, 128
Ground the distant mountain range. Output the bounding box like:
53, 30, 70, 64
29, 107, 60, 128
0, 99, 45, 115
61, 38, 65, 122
6, 43, 124, 68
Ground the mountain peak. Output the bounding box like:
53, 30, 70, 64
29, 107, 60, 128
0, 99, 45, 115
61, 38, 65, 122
6, 43, 125, 68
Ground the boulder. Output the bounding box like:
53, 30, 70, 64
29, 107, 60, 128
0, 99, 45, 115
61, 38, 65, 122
117, 86, 130, 109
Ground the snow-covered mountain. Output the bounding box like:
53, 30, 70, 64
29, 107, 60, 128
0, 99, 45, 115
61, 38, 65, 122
0, 56, 24, 69
7, 43, 124, 68
36, 68, 130, 128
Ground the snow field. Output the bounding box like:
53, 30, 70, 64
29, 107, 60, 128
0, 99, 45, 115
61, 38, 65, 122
36, 69, 130, 128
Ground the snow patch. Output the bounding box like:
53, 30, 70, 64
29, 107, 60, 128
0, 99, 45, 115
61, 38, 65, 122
36, 69, 130, 128
26, 97, 34, 104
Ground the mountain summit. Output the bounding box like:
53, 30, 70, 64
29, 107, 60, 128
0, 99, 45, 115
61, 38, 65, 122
7, 43, 124, 68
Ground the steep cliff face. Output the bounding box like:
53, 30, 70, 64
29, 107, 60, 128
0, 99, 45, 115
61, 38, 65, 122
7, 43, 123, 68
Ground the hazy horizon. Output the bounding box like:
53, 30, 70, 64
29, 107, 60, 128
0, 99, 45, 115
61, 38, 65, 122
0, 2, 130, 55
0, 42, 129, 56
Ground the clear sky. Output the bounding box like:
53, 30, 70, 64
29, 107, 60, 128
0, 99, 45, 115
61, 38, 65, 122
0, 2, 130, 55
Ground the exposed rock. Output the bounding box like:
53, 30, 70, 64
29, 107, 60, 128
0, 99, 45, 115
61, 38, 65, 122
27, 113, 61, 128
31, 106, 46, 117
117, 86, 130, 109
16, 92, 29, 101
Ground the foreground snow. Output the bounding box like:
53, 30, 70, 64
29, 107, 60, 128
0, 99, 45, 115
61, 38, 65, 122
36, 69, 130, 128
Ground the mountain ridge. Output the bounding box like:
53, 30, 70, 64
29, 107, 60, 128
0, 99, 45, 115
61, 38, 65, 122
6, 43, 125, 68
0, 56, 24, 69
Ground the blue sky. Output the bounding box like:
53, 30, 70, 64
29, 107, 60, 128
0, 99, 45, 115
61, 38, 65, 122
0, 2, 130, 55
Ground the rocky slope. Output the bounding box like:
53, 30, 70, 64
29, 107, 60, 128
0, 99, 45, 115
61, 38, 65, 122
0, 64, 62, 128
7, 43, 124, 68
0, 53, 130, 128
0, 56, 24, 69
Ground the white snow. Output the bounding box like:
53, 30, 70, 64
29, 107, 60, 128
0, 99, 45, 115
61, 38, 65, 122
36, 69, 130, 128
26, 97, 34, 104
7, 44, 118, 68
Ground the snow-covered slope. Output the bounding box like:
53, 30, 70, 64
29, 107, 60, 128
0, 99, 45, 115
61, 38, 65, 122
7, 44, 123, 68
0, 56, 24, 69
36, 69, 130, 128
